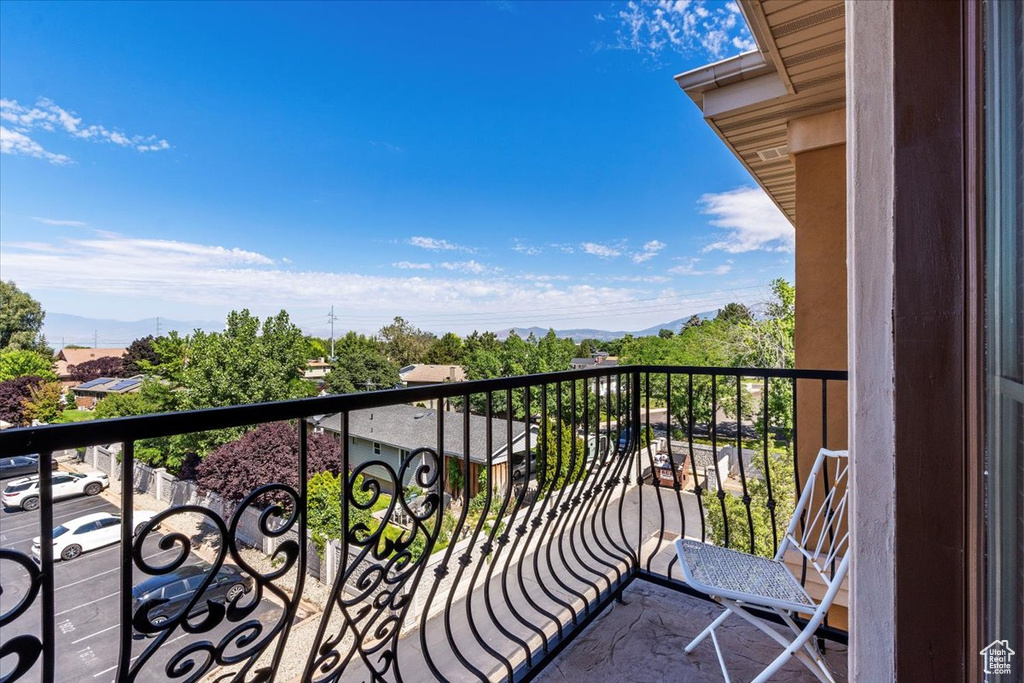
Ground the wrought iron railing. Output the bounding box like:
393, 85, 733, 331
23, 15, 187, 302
0, 365, 847, 683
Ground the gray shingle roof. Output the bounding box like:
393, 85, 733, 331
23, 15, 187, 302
311, 404, 534, 464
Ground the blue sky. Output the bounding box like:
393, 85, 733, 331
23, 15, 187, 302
0, 0, 792, 340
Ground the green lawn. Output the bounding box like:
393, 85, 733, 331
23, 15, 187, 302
54, 409, 96, 424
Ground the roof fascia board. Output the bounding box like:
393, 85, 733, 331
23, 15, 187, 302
674, 51, 773, 107
701, 71, 789, 118
739, 0, 796, 94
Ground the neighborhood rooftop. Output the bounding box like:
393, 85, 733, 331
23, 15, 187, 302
311, 403, 533, 464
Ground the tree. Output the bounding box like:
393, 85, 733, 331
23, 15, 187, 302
658, 328, 675, 339
715, 302, 754, 325
464, 330, 500, 356
180, 310, 310, 410
138, 332, 188, 383
424, 332, 465, 365
93, 391, 151, 420
0, 281, 47, 351
378, 316, 435, 367
536, 419, 586, 490
703, 451, 796, 558
576, 339, 593, 357
68, 356, 125, 382
123, 336, 159, 375
0, 349, 56, 382
22, 381, 62, 424
0, 375, 46, 426
307, 471, 374, 557
196, 421, 342, 504
324, 332, 400, 394
680, 315, 705, 333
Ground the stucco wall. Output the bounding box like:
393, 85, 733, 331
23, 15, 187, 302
794, 143, 850, 455
793, 141, 850, 629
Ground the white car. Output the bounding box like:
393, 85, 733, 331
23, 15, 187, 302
32, 510, 159, 562
1, 471, 110, 511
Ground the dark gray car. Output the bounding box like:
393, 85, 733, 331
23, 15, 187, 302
0, 455, 59, 480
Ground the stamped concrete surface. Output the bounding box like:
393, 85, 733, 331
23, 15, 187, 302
533, 581, 847, 683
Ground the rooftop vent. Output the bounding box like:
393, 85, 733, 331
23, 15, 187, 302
756, 145, 789, 162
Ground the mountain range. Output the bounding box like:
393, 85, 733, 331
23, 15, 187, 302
495, 311, 718, 342
43, 313, 223, 348
42, 310, 719, 349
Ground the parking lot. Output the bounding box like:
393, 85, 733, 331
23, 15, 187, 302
0, 487, 278, 682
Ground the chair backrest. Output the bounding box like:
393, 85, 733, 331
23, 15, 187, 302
776, 448, 850, 592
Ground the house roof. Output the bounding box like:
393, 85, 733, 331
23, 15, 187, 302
56, 348, 128, 365
398, 364, 467, 384
72, 376, 143, 394
570, 357, 619, 368
311, 403, 534, 465
674, 0, 846, 225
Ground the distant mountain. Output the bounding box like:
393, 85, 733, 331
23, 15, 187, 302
495, 311, 717, 342
44, 312, 223, 349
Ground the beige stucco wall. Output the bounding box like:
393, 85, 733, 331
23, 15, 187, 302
792, 141, 850, 629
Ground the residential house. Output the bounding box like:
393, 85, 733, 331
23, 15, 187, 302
71, 376, 143, 409
54, 347, 128, 389
568, 353, 618, 370
303, 358, 332, 381
398, 363, 467, 410
310, 403, 537, 500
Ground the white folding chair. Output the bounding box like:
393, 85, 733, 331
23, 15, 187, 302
675, 448, 849, 683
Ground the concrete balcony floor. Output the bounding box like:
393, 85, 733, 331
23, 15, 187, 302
534, 581, 848, 683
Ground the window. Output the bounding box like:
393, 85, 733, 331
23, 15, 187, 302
400, 449, 410, 459
351, 436, 356, 445
373, 442, 381, 455
163, 580, 189, 599
984, 0, 1024, 658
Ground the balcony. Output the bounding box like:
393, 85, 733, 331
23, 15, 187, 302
0, 365, 847, 682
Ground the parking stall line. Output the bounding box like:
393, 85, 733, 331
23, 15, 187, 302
56, 546, 179, 591
0, 501, 113, 533
55, 591, 118, 617
71, 623, 118, 645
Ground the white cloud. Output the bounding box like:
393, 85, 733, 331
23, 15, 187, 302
393, 261, 433, 270
30, 217, 88, 227
511, 238, 542, 255
0, 98, 170, 163
0, 233, 649, 325
1, 126, 72, 164
669, 257, 733, 276
605, 274, 672, 283
408, 236, 474, 252
632, 239, 666, 263
610, 0, 755, 60
439, 260, 490, 274
581, 242, 622, 258
700, 187, 793, 253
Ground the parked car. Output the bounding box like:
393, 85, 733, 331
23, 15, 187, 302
511, 453, 539, 481
1, 471, 110, 511
0, 454, 60, 480
132, 564, 253, 627
31, 510, 159, 562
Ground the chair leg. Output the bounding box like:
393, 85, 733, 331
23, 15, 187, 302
685, 609, 732, 653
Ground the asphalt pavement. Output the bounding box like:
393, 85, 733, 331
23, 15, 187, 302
0, 489, 277, 682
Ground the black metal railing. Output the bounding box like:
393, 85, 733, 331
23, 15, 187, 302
0, 365, 847, 683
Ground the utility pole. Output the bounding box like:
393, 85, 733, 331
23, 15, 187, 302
328, 306, 337, 360
94, 330, 97, 348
